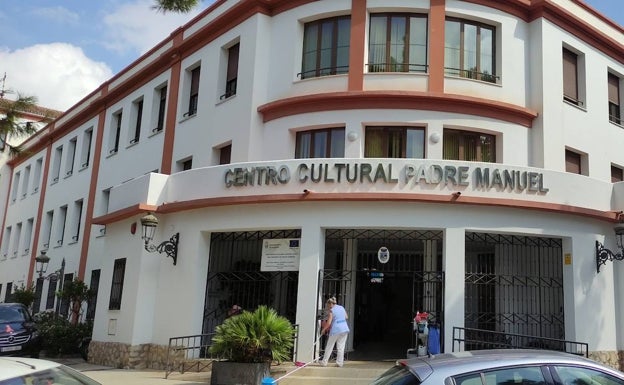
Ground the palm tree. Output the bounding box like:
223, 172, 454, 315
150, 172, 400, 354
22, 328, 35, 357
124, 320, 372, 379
0, 95, 42, 156
153, 0, 199, 13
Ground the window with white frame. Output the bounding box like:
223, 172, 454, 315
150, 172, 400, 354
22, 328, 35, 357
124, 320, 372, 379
608, 72, 622, 125
184, 65, 201, 117
43, 210, 53, 248
221, 42, 239, 100
130, 98, 143, 144
57, 205, 67, 246
1, 227, 11, 257
562, 46, 585, 106
52, 145, 63, 183
11, 171, 20, 202
153, 85, 167, 133
21, 165, 30, 199
66, 137, 77, 177
71, 199, 83, 243
23, 218, 33, 255
81, 128, 93, 169
12, 223, 21, 258
109, 111, 122, 154
565, 148, 587, 175
33, 157, 42, 193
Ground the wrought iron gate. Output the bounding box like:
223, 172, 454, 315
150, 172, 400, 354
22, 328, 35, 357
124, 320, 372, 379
202, 230, 300, 335
464, 232, 564, 348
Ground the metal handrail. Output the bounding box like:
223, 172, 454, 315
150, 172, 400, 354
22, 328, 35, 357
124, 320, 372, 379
452, 326, 589, 357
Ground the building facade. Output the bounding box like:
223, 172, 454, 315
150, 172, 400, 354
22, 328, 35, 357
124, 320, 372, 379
1, 0, 624, 369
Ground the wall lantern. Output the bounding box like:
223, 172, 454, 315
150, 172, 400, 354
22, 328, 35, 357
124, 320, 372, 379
140, 212, 179, 265
35, 250, 50, 277
34, 250, 66, 315
596, 222, 624, 273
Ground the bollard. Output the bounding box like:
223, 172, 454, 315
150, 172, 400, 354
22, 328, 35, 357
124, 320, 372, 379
261, 377, 276, 384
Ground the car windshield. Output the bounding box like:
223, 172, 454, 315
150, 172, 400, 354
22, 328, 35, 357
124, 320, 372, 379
370, 365, 421, 385
0, 307, 27, 323
0, 365, 101, 385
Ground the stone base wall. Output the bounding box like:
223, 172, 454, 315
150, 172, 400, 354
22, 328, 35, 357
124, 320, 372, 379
589, 351, 624, 371
88, 340, 172, 370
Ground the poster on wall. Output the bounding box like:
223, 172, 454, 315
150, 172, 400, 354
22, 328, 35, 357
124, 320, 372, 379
260, 239, 301, 271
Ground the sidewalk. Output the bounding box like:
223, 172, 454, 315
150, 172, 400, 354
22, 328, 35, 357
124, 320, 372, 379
54, 357, 212, 385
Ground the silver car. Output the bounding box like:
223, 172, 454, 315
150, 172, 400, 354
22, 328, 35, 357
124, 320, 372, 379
0, 357, 102, 385
371, 349, 624, 385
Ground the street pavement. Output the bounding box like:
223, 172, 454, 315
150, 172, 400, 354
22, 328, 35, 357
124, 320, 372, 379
54, 357, 211, 385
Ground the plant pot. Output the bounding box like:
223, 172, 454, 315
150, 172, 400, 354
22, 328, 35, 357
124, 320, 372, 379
210, 361, 270, 385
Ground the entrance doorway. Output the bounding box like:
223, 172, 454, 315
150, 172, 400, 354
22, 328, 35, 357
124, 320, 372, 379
321, 229, 444, 361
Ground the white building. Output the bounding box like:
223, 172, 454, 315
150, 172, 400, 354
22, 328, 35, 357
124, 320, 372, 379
1, 0, 624, 369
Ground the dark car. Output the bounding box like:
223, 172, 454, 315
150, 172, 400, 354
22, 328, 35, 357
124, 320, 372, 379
370, 349, 624, 385
0, 303, 41, 358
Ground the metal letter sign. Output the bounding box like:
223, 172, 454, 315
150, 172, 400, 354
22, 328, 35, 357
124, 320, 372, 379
378, 246, 390, 264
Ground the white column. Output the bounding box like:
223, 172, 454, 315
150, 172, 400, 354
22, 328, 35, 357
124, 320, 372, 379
295, 225, 323, 363
443, 227, 465, 353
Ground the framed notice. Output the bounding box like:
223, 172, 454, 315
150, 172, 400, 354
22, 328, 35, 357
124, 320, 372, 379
261, 239, 301, 271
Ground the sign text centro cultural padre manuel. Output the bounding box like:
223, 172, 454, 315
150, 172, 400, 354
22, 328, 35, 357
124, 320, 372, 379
224, 162, 549, 193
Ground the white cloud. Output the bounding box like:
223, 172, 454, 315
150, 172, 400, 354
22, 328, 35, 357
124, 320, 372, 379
103, 0, 204, 55
31, 6, 80, 25
0, 43, 112, 111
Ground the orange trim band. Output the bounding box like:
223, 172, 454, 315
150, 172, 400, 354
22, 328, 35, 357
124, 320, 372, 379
258, 91, 538, 127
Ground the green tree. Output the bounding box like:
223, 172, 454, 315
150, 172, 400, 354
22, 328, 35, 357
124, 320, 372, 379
11, 284, 36, 308
57, 278, 94, 325
0, 95, 40, 156
153, 0, 199, 13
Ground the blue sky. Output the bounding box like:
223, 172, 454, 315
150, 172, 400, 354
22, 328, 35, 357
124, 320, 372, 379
0, 0, 621, 111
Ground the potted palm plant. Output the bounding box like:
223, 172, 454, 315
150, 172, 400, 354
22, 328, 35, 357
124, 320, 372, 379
209, 305, 295, 385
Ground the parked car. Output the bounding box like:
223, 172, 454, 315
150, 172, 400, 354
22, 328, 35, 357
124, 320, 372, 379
0, 303, 41, 358
370, 349, 624, 385
0, 356, 102, 384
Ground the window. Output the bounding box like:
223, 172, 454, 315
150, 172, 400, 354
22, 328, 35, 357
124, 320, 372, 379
552, 365, 624, 385
66, 137, 77, 176
57, 205, 67, 246
302, 16, 351, 79
365, 127, 424, 158
4, 282, 12, 302
185, 66, 201, 117
612, 165, 623, 182
565, 149, 582, 174
81, 128, 93, 168
59, 273, 73, 317
131, 99, 143, 144
110, 111, 122, 154
445, 18, 496, 82
608, 72, 621, 125
2, 227, 11, 257
177, 157, 192, 171
33, 278, 44, 314
219, 145, 231, 165
455, 366, 546, 385
21, 165, 30, 198
71, 199, 83, 242
33, 157, 42, 192
12, 223, 21, 257
11, 171, 20, 202
563, 47, 583, 106
45, 279, 57, 309
296, 128, 345, 158
221, 43, 239, 99
443, 129, 496, 162
23, 218, 33, 255
43, 210, 53, 248
52, 146, 62, 182
369, 14, 427, 73
0, 131, 6, 151
86, 269, 101, 320
154, 86, 167, 132
109, 258, 127, 310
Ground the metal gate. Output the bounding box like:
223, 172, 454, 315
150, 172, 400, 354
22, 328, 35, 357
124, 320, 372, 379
464, 232, 564, 348
202, 230, 300, 335
321, 229, 444, 359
